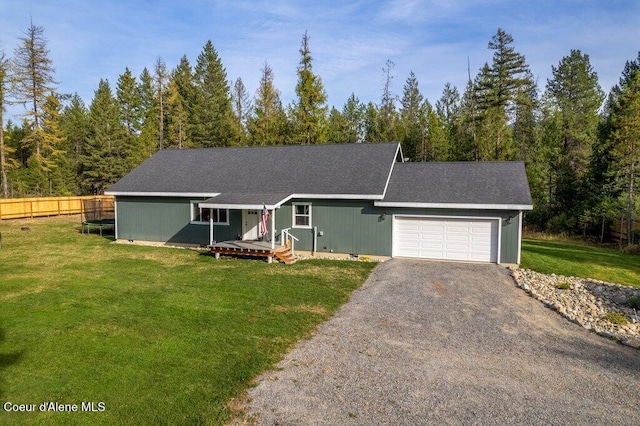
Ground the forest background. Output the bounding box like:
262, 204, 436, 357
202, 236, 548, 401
0, 22, 639, 244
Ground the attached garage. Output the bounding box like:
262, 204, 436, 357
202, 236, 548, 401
393, 216, 499, 263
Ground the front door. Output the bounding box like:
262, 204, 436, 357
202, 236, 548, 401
242, 209, 260, 240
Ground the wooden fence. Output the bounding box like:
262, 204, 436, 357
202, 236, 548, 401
0, 195, 114, 220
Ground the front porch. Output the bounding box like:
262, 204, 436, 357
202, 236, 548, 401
209, 239, 297, 264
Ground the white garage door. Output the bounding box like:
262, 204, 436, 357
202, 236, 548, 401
393, 216, 499, 263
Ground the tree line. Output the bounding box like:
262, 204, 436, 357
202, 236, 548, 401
0, 24, 639, 243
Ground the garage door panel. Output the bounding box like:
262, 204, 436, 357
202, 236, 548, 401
394, 217, 498, 263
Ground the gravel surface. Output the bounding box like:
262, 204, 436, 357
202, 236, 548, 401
239, 260, 640, 425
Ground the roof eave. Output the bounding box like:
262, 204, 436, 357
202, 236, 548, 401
373, 201, 533, 210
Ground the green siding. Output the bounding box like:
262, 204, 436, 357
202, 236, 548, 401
117, 196, 523, 263
276, 200, 391, 256
278, 200, 522, 263
115, 197, 240, 245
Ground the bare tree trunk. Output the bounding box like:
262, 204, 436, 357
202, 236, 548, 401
627, 162, 635, 247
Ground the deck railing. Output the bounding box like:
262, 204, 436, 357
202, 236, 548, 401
281, 228, 300, 256
0, 195, 114, 220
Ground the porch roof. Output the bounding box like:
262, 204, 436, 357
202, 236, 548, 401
199, 192, 292, 210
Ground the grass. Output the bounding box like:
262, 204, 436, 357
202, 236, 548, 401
521, 237, 640, 288
604, 312, 628, 325
0, 216, 375, 425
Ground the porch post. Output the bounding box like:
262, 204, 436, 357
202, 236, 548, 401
209, 217, 214, 246
271, 208, 276, 250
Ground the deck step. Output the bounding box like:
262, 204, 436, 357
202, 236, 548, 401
275, 249, 297, 264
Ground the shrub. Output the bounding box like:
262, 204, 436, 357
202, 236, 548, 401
627, 296, 640, 310
556, 282, 571, 290
604, 312, 628, 325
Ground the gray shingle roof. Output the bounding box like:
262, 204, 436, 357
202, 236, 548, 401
107, 143, 533, 210
379, 162, 532, 208
106, 143, 400, 198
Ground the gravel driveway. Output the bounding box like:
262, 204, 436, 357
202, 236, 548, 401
241, 260, 640, 425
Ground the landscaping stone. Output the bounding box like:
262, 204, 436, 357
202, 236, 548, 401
511, 268, 640, 349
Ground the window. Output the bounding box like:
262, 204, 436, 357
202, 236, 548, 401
191, 202, 229, 225
292, 203, 311, 228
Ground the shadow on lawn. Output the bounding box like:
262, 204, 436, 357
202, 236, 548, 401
0, 327, 24, 398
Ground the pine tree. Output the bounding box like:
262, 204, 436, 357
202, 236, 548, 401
154, 57, 168, 149
231, 77, 252, 145
420, 100, 448, 162
116, 67, 142, 166
399, 71, 424, 160
60, 93, 89, 190
435, 83, 461, 160
165, 79, 189, 149
341, 93, 365, 143
0, 50, 16, 197
290, 31, 328, 144
326, 107, 349, 143
545, 50, 604, 214
611, 72, 640, 245
138, 67, 158, 160
378, 60, 399, 142
363, 102, 381, 142
81, 80, 129, 193
473, 29, 535, 160
12, 21, 57, 159
192, 40, 238, 146
40, 93, 71, 194
171, 56, 195, 141
248, 62, 287, 146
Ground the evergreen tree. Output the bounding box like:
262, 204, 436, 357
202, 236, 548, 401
165, 79, 189, 149
0, 50, 15, 197
611, 72, 640, 244
341, 93, 365, 143
40, 93, 72, 194
399, 71, 424, 160
420, 100, 448, 161
116, 67, 142, 167
435, 82, 461, 160
378, 60, 399, 142
231, 77, 252, 145
192, 40, 238, 146
154, 57, 168, 149
60, 93, 89, 191
248, 62, 287, 146
138, 67, 158, 160
473, 29, 535, 160
172, 56, 195, 142
363, 102, 381, 142
12, 21, 57, 159
545, 50, 604, 215
290, 31, 328, 144
326, 107, 348, 143
81, 80, 129, 193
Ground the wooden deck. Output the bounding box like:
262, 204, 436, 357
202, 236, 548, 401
209, 240, 297, 264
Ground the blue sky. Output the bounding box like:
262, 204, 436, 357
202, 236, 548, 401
1, 0, 639, 122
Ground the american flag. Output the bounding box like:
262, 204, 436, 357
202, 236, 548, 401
260, 205, 270, 237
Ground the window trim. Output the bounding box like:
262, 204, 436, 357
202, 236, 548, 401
190, 201, 229, 225
292, 202, 312, 229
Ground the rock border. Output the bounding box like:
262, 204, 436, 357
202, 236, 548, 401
510, 268, 640, 350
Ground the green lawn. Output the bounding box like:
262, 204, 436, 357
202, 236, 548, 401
521, 237, 640, 288
0, 216, 375, 425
